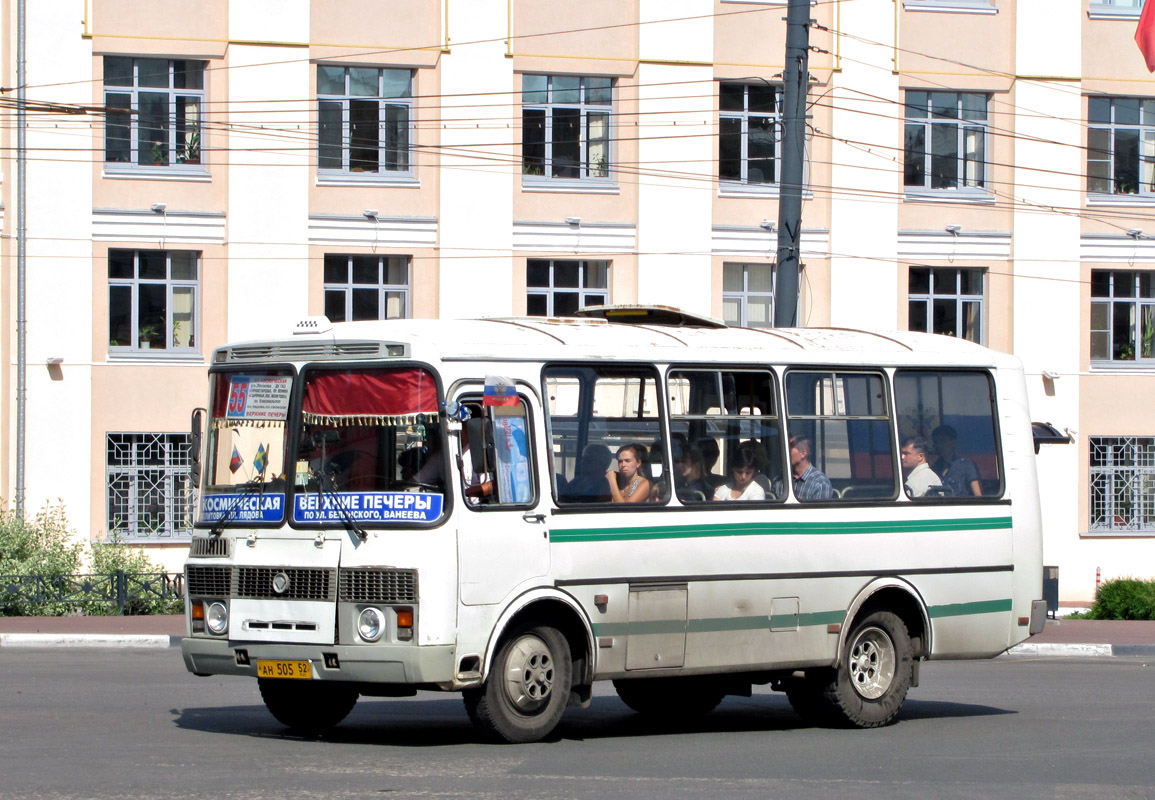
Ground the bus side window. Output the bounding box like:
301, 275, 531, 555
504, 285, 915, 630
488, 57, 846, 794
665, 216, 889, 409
894, 370, 1001, 500
545, 365, 666, 505
456, 398, 535, 508
784, 370, 897, 502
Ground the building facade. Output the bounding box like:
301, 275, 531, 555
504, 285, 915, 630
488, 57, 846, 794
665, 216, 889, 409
1, 0, 1153, 600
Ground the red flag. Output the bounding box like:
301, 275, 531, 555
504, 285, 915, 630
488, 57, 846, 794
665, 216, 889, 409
1136, 0, 1155, 72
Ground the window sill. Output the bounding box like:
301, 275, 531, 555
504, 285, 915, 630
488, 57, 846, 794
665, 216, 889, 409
103, 166, 212, 182
719, 182, 780, 198
106, 351, 205, 363
316, 173, 420, 188
1082, 529, 1155, 538
522, 179, 621, 195
1087, 6, 1141, 20
1086, 193, 1155, 207
903, 0, 997, 13
904, 189, 995, 205
1089, 360, 1155, 372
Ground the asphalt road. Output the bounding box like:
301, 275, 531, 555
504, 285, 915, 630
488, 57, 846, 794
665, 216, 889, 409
1, 648, 1152, 799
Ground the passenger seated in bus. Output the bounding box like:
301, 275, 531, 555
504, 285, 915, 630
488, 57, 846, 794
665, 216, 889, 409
697, 437, 726, 488
931, 425, 982, 497
605, 443, 652, 503
713, 446, 766, 502
565, 443, 612, 502
672, 437, 712, 502
459, 416, 494, 504
789, 435, 834, 500
901, 436, 943, 498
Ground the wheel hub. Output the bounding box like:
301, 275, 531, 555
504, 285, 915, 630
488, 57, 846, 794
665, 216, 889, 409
503, 635, 555, 712
847, 625, 896, 700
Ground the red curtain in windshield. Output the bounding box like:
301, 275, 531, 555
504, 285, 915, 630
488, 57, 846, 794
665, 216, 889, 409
302, 368, 438, 425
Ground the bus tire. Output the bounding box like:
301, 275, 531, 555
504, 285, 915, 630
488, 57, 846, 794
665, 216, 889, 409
258, 678, 358, 734
464, 624, 572, 743
824, 610, 913, 728
613, 677, 724, 718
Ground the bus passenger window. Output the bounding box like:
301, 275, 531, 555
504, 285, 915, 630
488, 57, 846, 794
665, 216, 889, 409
668, 369, 785, 503
455, 398, 535, 508
895, 370, 1001, 499
785, 371, 896, 502
545, 365, 667, 505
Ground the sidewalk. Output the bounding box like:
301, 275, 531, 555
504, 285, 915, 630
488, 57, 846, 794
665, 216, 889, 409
1, 614, 1154, 656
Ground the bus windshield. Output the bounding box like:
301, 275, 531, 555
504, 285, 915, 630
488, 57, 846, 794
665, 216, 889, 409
291, 366, 445, 526
199, 369, 294, 526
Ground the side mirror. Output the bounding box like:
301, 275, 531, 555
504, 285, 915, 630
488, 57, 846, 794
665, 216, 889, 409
190, 407, 206, 486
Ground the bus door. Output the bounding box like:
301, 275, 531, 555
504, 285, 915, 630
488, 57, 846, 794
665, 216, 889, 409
452, 384, 551, 606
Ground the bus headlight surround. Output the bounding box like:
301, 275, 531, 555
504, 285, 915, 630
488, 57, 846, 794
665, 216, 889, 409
206, 602, 229, 635
358, 607, 386, 643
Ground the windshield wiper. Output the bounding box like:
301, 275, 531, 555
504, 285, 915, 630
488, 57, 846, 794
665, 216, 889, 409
209, 479, 264, 537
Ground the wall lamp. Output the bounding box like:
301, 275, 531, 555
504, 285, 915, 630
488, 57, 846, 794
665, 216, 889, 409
945, 224, 962, 234
363, 209, 379, 219
565, 216, 581, 226
1127, 229, 1143, 239
760, 219, 776, 232
150, 202, 167, 213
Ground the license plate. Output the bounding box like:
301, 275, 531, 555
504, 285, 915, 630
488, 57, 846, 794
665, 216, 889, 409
256, 659, 312, 679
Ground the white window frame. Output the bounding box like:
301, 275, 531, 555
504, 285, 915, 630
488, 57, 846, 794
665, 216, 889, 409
722, 262, 776, 328
1090, 269, 1155, 364
103, 57, 205, 172
522, 75, 613, 184
1090, 436, 1155, 534
908, 267, 985, 344
719, 83, 783, 189
323, 254, 411, 321
1087, 97, 1155, 198
904, 91, 989, 196
106, 432, 194, 541
108, 249, 199, 355
317, 65, 415, 178
526, 259, 609, 316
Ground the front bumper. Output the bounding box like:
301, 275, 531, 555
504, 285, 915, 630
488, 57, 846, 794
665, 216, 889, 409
182, 637, 457, 687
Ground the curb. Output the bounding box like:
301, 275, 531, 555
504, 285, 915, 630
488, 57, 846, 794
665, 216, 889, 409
0, 633, 181, 649
1004, 642, 1155, 658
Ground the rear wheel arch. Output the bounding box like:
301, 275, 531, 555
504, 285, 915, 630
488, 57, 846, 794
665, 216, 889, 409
843, 580, 930, 660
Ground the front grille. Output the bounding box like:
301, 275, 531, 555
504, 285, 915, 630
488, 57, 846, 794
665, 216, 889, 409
188, 536, 231, 558
235, 567, 336, 601
340, 568, 418, 604
186, 565, 231, 597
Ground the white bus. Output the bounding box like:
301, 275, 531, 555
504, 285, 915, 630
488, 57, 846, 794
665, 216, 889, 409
182, 306, 1047, 743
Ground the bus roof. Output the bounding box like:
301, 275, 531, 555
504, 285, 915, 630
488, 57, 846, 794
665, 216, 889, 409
219, 313, 1018, 371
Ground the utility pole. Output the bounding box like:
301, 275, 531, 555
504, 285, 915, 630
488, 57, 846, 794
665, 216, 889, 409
15, 0, 27, 516
773, 0, 810, 328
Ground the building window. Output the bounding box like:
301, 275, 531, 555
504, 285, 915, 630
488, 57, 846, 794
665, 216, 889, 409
1090, 436, 1155, 532
719, 83, 781, 185
522, 75, 612, 181
323, 254, 410, 321
527, 260, 609, 316
104, 57, 204, 168
1088, 97, 1155, 196
108, 250, 198, 352
722, 263, 775, 327
904, 91, 988, 191
106, 433, 193, 541
1091, 270, 1155, 362
1091, 0, 1142, 7
908, 267, 983, 343
318, 66, 413, 175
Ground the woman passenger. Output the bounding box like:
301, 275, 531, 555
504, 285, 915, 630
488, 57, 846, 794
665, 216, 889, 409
713, 446, 767, 502
605, 443, 652, 503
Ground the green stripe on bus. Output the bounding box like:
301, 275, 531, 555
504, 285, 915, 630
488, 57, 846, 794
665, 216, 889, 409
591, 601, 1010, 638
927, 598, 1013, 618
551, 516, 1012, 544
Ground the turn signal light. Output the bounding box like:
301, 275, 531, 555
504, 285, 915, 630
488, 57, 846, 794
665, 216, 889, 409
191, 603, 205, 620
396, 608, 413, 629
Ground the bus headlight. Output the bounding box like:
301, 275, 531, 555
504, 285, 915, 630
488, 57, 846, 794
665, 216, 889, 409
206, 602, 229, 635
357, 608, 386, 642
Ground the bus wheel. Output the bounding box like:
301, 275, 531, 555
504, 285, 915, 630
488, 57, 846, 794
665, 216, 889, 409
613, 677, 724, 717
826, 611, 913, 728
258, 679, 358, 734
464, 624, 573, 743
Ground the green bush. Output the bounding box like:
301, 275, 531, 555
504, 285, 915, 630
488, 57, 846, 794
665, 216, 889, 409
1086, 578, 1155, 621
1, 501, 182, 616
0, 501, 85, 616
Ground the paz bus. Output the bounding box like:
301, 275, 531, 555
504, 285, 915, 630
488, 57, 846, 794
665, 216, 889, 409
182, 306, 1046, 743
